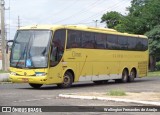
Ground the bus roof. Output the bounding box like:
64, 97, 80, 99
19, 25, 147, 38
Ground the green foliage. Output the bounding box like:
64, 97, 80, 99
127, 0, 147, 17
145, 25, 160, 56
101, 0, 160, 35
148, 71, 160, 77
101, 0, 160, 59
156, 61, 160, 71
116, 0, 151, 34
115, 16, 147, 34
101, 11, 123, 29
143, 0, 160, 29
107, 89, 126, 96
0, 70, 9, 73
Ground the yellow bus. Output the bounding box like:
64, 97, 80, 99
9, 25, 148, 88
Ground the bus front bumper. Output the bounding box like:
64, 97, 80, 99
9, 74, 48, 84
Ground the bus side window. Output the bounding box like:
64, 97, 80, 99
67, 30, 81, 49
82, 32, 95, 49
118, 36, 128, 50
136, 38, 144, 51
95, 33, 106, 49
128, 37, 137, 50
107, 34, 118, 50
142, 39, 148, 51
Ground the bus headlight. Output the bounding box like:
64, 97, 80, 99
35, 72, 46, 76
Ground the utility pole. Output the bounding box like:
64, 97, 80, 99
93, 20, 98, 27
1, 0, 7, 71
18, 16, 20, 29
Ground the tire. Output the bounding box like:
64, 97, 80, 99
115, 69, 128, 83
93, 80, 108, 84
57, 71, 73, 88
115, 79, 122, 83
29, 83, 43, 89
128, 69, 136, 82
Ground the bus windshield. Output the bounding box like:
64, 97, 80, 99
10, 30, 51, 68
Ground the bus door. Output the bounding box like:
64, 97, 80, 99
48, 29, 66, 84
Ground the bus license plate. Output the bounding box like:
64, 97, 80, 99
22, 78, 29, 83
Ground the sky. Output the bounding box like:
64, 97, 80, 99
3, 0, 132, 40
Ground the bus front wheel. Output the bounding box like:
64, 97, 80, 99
57, 71, 73, 88
29, 83, 43, 89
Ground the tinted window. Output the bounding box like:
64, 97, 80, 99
118, 36, 128, 50
65, 30, 148, 51
128, 37, 137, 50
67, 30, 81, 49
136, 38, 144, 51
82, 32, 95, 48
141, 38, 148, 51
53, 29, 65, 50
107, 34, 118, 49
95, 33, 106, 49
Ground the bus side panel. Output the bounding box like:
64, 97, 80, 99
62, 61, 78, 82
78, 62, 92, 81
92, 62, 121, 81
48, 62, 78, 84
48, 63, 63, 84
62, 49, 80, 82
138, 61, 148, 77
92, 62, 106, 81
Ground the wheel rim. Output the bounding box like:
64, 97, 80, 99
123, 71, 128, 82
63, 75, 71, 87
131, 72, 134, 78
124, 74, 127, 81
130, 70, 136, 79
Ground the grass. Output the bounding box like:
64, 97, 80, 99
107, 89, 126, 96
148, 71, 160, 77
0, 70, 9, 73
147, 61, 160, 77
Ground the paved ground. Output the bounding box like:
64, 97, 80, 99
0, 76, 160, 115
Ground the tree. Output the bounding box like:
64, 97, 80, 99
142, 0, 160, 30
101, 11, 123, 29
146, 25, 160, 71
126, 0, 160, 71
116, 0, 149, 34
119, 0, 160, 34
102, 0, 160, 35
127, 0, 147, 17
101, 0, 160, 71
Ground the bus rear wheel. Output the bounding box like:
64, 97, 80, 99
115, 69, 128, 83
128, 69, 136, 82
57, 71, 73, 88
29, 83, 43, 89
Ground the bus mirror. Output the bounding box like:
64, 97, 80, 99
6, 40, 14, 54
